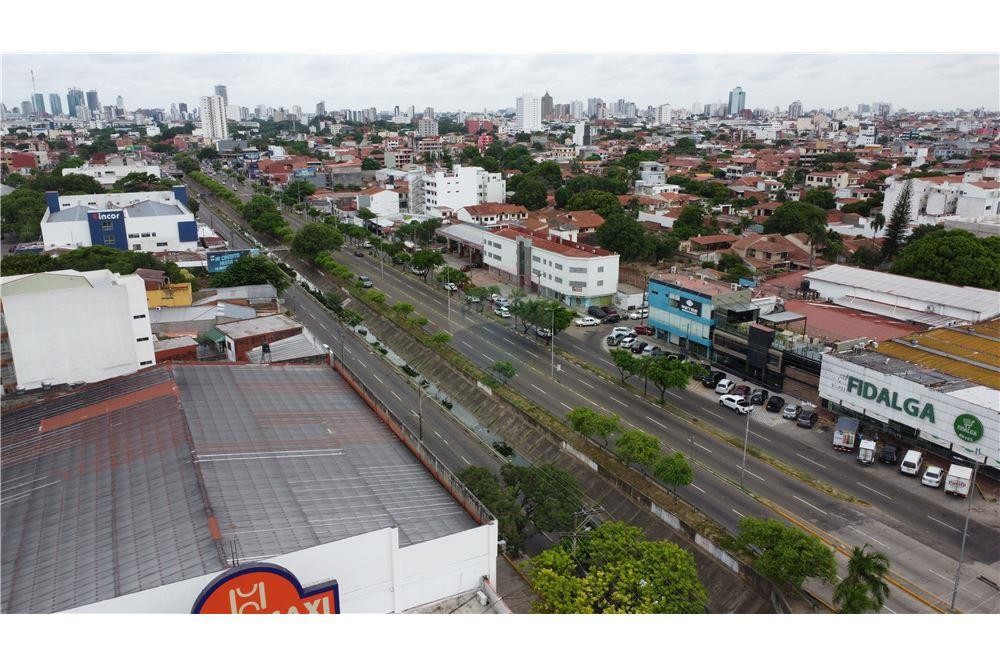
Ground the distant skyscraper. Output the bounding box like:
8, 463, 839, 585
178, 102, 188, 115
199, 95, 229, 140
86, 90, 100, 112
424, 107, 435, 120
516, 92, 543, 132
573, 121, 591, 147
692, 102, 701, 114
540, 91, 553, 120
587, 97, 603, 118
32, 93, 45, 116
116, 95, 125, 111
727, 86, 746, 116
788, 100, 803, 118
570, 100, 585, 120
655, 104, 672, 125
214, 85, 228, 106
67, 88, 85, 117
48, 93, 63, 116
316, 101, 326, 116
20, 100, 33, 116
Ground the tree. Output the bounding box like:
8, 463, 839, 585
437, 266, 469, 286
763, 201, 827, 235
411, 249, 445, 282
594, 213, 649, 260
615, 430, 660, 468
527, 520, 708, 613
654, 453, 693, 498
0, 251, 59, 276
491, 360, 517, 385
881, 179, 912, 260
736, 517, 837, 589
610, 348, 642, 384
356, 207, 377, 222
501, 463, 583, 535
510, 175, 548, 210
429, 331, 452, 345
529, 161, 564, 190
672, 205, 707, 240
392, 302, 414, 317
291, 223, 343, 258
174, 154, 200, 174
197, 146, 220, 161
281, 180, 317, 206
565, 189, 624, 219
361, 157, 380, 171
54, 245, 183, 282
565, 407, 620, 447
802, 188, 837, 210
0, 188, 48, 240
458, 467, 527, 554
646, 358, 697, 403
889, 229, 1000, 290
869, 212, 886, 239
849, 244, 882, 270
210, 254, 292, 293
834, 544, 891, 614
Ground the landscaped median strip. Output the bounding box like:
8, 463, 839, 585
556, 349, 867, 506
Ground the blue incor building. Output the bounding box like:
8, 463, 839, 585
647, 271, 755, 358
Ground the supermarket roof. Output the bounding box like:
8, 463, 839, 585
878, 321, 1000, 390
1, 363, 477, 613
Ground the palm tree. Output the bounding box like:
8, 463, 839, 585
870, 212, 886, 240
805, 220, 828, 270
833, 544, 891, 613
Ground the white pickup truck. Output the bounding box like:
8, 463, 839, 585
944, 465, 974, 498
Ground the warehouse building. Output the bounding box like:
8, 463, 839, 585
1, 363, 501, 613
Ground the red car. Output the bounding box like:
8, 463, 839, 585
460, 264, 472, 272
733, 385, 752, 398
633, 325, 654, 336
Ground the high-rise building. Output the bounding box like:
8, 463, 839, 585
32, 93, 45, 116
116, 95, 125, 112
515, 92, 543, 132
316, 101, 326, 116
727, 86, 746, 116
587, 97, 603, 118
67, 88, 85, 118
417, 117, 439, 137
655, 104, 673, 125
214, 85, 228, 106
788, 100, 803, 118
692, 102, 701, 114
86, 90, 101, 112
424, 107, 435, 120
199, 95, 229, 140
178, 102, 188, 114
20, 100, 33, 116
570, 100, 585, 120
48, 93, 63, 116
540, 91, 553, 120
573, 121, 591, 147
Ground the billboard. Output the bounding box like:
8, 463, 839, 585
207, 248, 259, 273
192, 563, 340, 614
678, 296, 702, 316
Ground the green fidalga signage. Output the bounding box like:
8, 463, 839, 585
846, 376, 935, 422
953, 414, 984, 443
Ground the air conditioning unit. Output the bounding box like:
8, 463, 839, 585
730, 283, 739, 291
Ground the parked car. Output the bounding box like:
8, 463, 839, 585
606, 332, 625, 346
602, 313, 622, 324
878, 443, 900, 465
575, 316, 601, 327
631, 341, 648, 354
765, 395, 786, 413
535, 327, 552, 340
633, 325, 654, 336
796, 410, 818, 428
354, 250, 365, 257
899, 450, 923, 476
782, 404, 802, 420
619, 335, 637, 348
443, 282, 459, 291
628, 308, 649, 320
494, 306, 511, 318
750, 388, 770, 405
494, 297, 511, 308
642, 345, 661, 356
466, 295, 481, 304
701, 371, 726, 388
460, 264, 472, 272
611, 326, 633, 337
732, 385, 752, 398
359, 276, 373, 288
715, 379, 736, 395
921, 466, 944, 488
411, 267, 427, 275
719, 394, 753, 415
361, 240, 373, 249
587, 305, 608, 319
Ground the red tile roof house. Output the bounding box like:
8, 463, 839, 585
731, 233, 819, 273
455, 203, 528, 227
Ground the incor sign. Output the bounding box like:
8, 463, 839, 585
192, 563, 340, 614
845, 376, 935, 423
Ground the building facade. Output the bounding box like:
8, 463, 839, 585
516, 92, 543, 132
728, 86, 746, 116
647, 273, 754, 358
421, 166, 505, 214
199, 94, 229, 140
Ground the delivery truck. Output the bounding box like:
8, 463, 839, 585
832, 416, 860, 452
857, 439, 877, 465
944, 465, 974, 498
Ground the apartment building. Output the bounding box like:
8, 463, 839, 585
420, 166, 505, 215
804, 171, 850, 189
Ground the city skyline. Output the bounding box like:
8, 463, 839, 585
3, 53, 998, 115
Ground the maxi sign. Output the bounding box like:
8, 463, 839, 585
207, 248, 259, 273
192, 563, 339, 614
819, 353, 998, 466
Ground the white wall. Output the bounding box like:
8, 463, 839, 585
806, 275, 987, 323
530, 247, 618, 299
63, 164, 161, 186
69, 523, 498, 613
483, 232, 518, 276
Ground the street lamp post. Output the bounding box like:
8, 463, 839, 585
417, 383, 424, 442
950, 451, 983, 611
739, 406, 751, 489
550, 308, 556, 379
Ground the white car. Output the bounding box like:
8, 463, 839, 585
494, 306, 511, 318
628, 308, 649, 320
611, 326, 633, 337
921, 466, 944, 488
719, 394, 753, 415
575, 316, 601, 327
618, 336, 637, 349
715, 378, 737, 395
443, 282, 459, 291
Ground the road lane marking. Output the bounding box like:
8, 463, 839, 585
411, 410, 418, 418
883, 604, 897, 614
792, 495, 829, 515
795, 452, 827, 469
577, 379, 596, 388
372, 373, 384, 384
692, 441, 712, 454
356, 360, 367, 368
391, 391, 402, 402
732, 508, 745, 518
856, 482, 892, 500
690, 484, 706, 493
482, 353, 496, 363
461, 341, 474, 350
849, 526, 889, 549
750, 431, 771, 443
700, 407, 716, 415
530, 384, 547, 395
926, 515, 961, 533
927, 568, 951, 582
560, 402, 573, 411
744, 469, 766, 482
461, 456, 470, 465
645, 416, 667, 429
609, 396, 627, 407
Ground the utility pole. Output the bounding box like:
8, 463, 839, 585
739, 407, 751, 489
950, 451, 983, 611
417, 383, 424, 441
550, 308, 555, 379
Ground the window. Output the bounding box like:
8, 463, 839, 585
128, 233, 140, 239
532, 256, 540, 263
132, 244, 142, 250
133, 314, 146, 320
101, 221, 114, 231
103, 234, 115, 245
554, 263, 563, 270
141, 232, 151, 238
597, 266, 604, 273
569, 280, 586, 289
156, 242, 168, 247
569, 267, 586, 273
136, 337, 149, 342
139, 360, 153, 366
554, 277, 563, 284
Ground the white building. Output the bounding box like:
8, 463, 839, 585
356, 185, 401, 218
62, 161, 162, 187
572, 121, 590, 147
39, 186, 199, 252
655, 104, 673, 125
199, 94, 229, 140
421, 166, 506, 215
882, 174, 1000, 226
416, 117, 439, 138
516, 92, 543, 133
0, 269, 154, 394
482, 228, 619, 307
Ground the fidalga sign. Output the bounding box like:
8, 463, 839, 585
844, 376, 937, 423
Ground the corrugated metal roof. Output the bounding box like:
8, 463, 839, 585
125, 200, 184, 217
215, 314, 300, 339
879, 325, 1000, 390
245, 333, 326, 363
45, 205, 93, 222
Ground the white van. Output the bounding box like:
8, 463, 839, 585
900, 450, 923, 476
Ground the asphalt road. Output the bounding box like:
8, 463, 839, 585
188, 173, 999, 613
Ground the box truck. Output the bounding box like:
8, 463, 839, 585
833, 416, 860, 452
944, 465, 974, 498
857, 439, 877, 465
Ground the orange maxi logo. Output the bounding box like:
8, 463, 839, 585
192, 563, 340, 614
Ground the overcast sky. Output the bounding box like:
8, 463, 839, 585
3, 53, 997, 114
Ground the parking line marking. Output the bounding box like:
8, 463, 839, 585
927, 515, 961, 533
531, 384, 547, 395
793, 495, 829, 516
461, 341, 474, 350
849, 526, 889, 549
856, 482, 892, 500
646, 416, 667, 429
732, 508, 745, 518
794, 452, 827, 469
609, 396, 627, 407
690, 484, 706, 493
